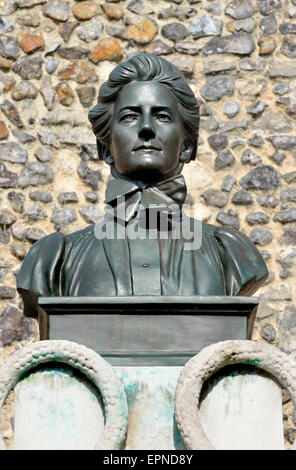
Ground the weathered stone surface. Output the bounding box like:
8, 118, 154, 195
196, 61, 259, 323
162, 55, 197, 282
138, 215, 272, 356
43, 1, 70, 22
77, 161, 102, 190
203, 33, 255, 55
257, 194, 279, 208
158, 5, 196, 20
250, 227, 273, 245
225, 0, 256, 19
58, 46, 90, 60
223, 100, 240, 118
259, 36, 276, 55
246, 211, 270, 225
17, 11, 40, 27
11, 225, 26, 241
241, 149, 262, 165
102, 3, 123, 20
18, 0, 45, 6
46, 59, 59, 75
200, 75, 234, 101
221, 174, 236, 192
283, 172, 296, 184
90, 37, 123, 64
12, 54, 43, 80
208, 134, 228, 151
0, 72, 16, 92
0, 0, 17, 15
11, 81, 38, 100
257, 0, 281, 16
120, 16, 158, 44
79, 143, 98, 161
84, 191, 98, 203
274, 208, 296, 224
40, 76, 56, 111
281, 38, 296, 58
60, 129, 93, 146
20, 33, 44, 54
279, 269, 291, 279
260, 323, 276, 343
167, 56, 195, 77
59, 21, 78, 42
76, 86, 96, 107
55, 82, 74, 107
251, 110, 293, 133
145, 40, 173, 55
214, 150, 235, 171
0, 56, 12, 70
272, 82, 289, 95
42, 109, 85, 127
246, 101, 267, 116
216, 209, 240, 229
25, 203, 47, 221
189, 14, 222, 38
247, 133, 264, 147
0, 305, 36, 345
0, 162, 17, 188
270, 151, 286, 165
232, 189, 254, 205
241, 165, 281, 190
7, 191, 25, 213
34, 145, 52, 163
202, 58, 236, 74
59, 60, 98, 84
58, 192, 78, 204
18, 162, 54, 188
29, 190, 52, 203
230, 17, 257, 33
0, 121, 9, 140
37, 129, 59, 148
260, 284, 291, 302
260, 14, 277, 35
276, 97, 296, 114
128, 0, 154, 15
276, 247, 296, 268
267, 135, 296, 150
201, 189, 228, 207
0, 142, 27, 163
79, 204, 102, 224
25, 226, 47, 243
51, 208, 77, 229
279, 228, 296, 246
174, 41, 201, 55
76, 17, 104, 43
1, 100, 24, 128
269, 61, 296, 78
161, 22, 189, 42
72, 2, 101, 20
220, 119, 248, 133
280, 23, 296, 34
239, 57, 266, 71
10, 243, 26, 260
0, 209, 16, 226
0, 34, 19, 60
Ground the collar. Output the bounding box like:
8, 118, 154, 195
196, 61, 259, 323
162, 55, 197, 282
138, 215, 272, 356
105, 174, 187, 225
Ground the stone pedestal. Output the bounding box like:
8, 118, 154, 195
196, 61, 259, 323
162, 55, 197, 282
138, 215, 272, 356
13, 363, 284, 450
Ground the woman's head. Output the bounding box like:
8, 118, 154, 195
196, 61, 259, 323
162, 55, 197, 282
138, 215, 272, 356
88, 53, 200, 180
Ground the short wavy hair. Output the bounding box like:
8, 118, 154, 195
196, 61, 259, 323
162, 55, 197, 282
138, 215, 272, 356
88, 53, 200, 163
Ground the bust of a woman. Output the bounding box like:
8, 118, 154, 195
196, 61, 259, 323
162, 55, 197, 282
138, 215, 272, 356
17, 53, 267, 316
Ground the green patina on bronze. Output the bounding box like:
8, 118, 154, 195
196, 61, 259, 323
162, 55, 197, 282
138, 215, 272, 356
17, 53, 268, 314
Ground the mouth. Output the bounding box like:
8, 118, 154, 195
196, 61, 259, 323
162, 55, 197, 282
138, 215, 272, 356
133, 145, 162, 151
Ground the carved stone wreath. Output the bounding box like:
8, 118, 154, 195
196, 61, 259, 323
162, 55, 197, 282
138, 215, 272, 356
0, 340, 128, 450
175, 340, 296, 450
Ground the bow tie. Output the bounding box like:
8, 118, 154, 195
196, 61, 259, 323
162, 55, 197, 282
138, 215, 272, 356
105, 174, 187, 227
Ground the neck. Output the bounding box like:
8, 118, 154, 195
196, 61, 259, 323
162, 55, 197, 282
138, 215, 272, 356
110, 163, 185, 188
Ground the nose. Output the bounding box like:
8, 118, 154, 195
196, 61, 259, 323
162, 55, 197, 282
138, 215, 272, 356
138, 114, 155, 141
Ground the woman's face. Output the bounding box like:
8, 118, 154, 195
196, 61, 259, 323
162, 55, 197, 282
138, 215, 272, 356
109, 81, 185, 182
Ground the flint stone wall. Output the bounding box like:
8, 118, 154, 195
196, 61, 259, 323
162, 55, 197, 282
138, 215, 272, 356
0, 0, 295, 448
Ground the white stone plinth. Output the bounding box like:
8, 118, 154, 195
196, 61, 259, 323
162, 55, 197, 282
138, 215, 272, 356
14, 364, 105, 450
199, 365, 284, 450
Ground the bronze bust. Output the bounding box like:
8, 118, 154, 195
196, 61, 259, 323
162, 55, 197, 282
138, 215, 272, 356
17, 54, 268, 317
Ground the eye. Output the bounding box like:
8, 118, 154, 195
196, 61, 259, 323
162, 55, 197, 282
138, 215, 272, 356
155, 114, 171, 122
120, 113, 138, 122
